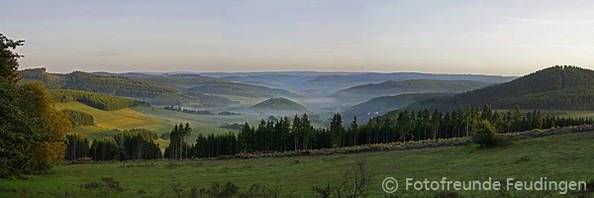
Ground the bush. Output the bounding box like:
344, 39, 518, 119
80, 177, 123, 194
471, 120, 504, 147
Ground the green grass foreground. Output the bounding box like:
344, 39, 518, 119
2, 132, 593, 197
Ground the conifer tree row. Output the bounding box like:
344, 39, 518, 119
183, 104, 591, 159
164, 123, 192, 159
65, 129, 162, 161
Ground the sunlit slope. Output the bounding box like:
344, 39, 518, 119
54, 102, 173, 134
55, 102, 268, 141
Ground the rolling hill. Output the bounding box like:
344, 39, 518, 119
201, 71, 515, 96
185, 83, 298, 98
95, 72, 231, 89
332, 79, 492, 102
21, 69, 261, 106
407, 65, 594, 111
97, 72, 299, 99
54, 102, 173, 140
298, 72, 515, 96
250, 97, 307, 111
20, 68, 177, 98
343, 93, 454, 121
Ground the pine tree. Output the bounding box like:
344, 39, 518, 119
330, 113, 344, 147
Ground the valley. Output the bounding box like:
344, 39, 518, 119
4, 3, 594, 197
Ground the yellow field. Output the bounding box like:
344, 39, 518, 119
68, 125, 118, 140
54, 102, 175, 134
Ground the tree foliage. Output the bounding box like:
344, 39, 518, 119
165, 123, 192, 159
61, 109, 94, 127
0, 34, 70, 177
71, 129, 162, 161
65, 134, 90, 160
50, 89, 137, 111
0, 33, 23, 84
471, 120, 500, 147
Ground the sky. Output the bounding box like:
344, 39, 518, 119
2, 0, 594, 75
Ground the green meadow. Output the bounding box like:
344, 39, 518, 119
2, 131, 593, 197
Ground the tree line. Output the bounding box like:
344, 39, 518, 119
62, 104, 593, 161
65, 129, 162, 161
61, 109, 94, 127
163, 106, 213, 115
50, 89, 138, 111
185, 104, 591, 158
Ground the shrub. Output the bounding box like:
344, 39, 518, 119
198, 182, 239, 198
471, 120, 503, 147
80, 177, 123, 194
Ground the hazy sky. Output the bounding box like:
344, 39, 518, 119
2, 0, 594, 75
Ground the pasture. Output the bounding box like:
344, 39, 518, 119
2, 131, 593, 197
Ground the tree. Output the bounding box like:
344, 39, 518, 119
0, 34, 69, 177
292, 115, 302, 150
65, 134, 90, 160
430, 107, 441, 139
25, 83, 70, 169
512, 105, 522, 131
471, 120, 500, 147
168, 124, 180, 160
330, 113, 345, 147
184, 123, 192, 159
0, 33, 24, 84
349, 116, 359, 146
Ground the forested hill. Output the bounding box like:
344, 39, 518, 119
250, 97, 307, 111
185, 83, 298, 98
50, 89, 137, 111
407, 65, 594, 111
95, 72, 230, 89
332, 79, 491, 101
96, 72, 298, 98
20, 68, 177, 98
343, 93, 454, 121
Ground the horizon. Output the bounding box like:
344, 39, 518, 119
21, 65, 594, 77
4, 1, 594, 75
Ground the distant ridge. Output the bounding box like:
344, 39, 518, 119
332, 79, 492, 102
19, 68, 177, 98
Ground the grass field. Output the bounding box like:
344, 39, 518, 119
131, 106, 267, 135
54, 102, 175, 139
2, 131, 593, 197
55, 102, 268, 142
